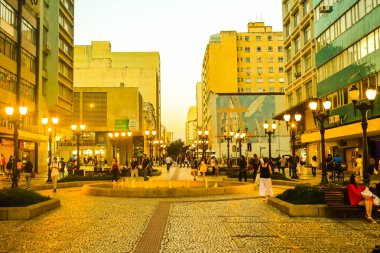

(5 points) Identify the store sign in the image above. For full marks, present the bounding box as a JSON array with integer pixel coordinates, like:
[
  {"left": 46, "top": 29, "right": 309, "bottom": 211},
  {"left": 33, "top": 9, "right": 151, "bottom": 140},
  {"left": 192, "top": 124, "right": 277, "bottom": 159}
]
[
  {"left": 129, "top": 119, "right": 139, "bottom": 131},
  {"left": 115, "top": 119, "right": 129, "bottom": 131},
  {"left": 96, "top": 132, "right": 106, "bottom": 146}
]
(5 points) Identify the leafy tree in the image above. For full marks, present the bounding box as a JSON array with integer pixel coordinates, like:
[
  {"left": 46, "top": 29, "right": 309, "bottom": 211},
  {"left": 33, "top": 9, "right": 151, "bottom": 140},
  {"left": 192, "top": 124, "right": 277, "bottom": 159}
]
[{"left": 167, "top": 139, "right": 185, "bottom": 158}]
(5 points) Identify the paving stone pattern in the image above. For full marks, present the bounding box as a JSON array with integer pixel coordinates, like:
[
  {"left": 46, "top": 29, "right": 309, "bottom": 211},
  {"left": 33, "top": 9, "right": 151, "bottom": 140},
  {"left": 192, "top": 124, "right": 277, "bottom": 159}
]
[{"left": 0, "top": 167, "right": 379, "bottom": 252}]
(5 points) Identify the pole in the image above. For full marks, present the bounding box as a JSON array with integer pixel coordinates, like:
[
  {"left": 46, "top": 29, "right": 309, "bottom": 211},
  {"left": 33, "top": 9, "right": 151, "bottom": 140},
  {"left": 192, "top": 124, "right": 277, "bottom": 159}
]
[
  {"left": 239, "top": 140, "right": 242, "bottom": 158},
  {"left": 291, "top": 129, "right": 298, "bottom": 179},
  {"left": 11, "top": 123, "right": 19, "bottom": 188},
  {"left": 320, "top": 127, "right": 328, "bottom": 184},
  {"left": 125, "top": 140, "right": 128, "bottom": 167},
  {"left": 76, "top": 133, "right": 80, "bottom": 170},
  {"left": 361, "top": 110, "right": 369, "bottom": 185},
  {"left": 268, "top": 133, "right": 272, "bottom": 160},
  {"left": 227, "top": 138, "right": 230, "bottom": 166},
  {"left": 46, "top": 132, "right": 52, "bottom": 182}
]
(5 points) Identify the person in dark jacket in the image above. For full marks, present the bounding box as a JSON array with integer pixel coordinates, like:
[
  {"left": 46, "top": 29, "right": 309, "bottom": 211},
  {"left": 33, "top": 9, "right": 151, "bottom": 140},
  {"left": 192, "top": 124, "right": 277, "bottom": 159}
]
[
  {"left": 238, "top": 155, "right": 247, "bottom": 182},
  {"left": 24, "top": 159, "right": 33, "bottom": 189}
]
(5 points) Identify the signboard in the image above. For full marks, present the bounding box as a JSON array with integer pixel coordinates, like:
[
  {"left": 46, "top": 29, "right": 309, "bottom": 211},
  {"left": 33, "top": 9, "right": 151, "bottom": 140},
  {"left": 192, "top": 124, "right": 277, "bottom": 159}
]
[
  {"left": 129, "top": 119, "right": 139, "bottom": 131},
  {"left": 115, "top": 119, "right": 129, "bottom": 131},
  {"left": 95, "top": 132, "right": 107, "bottom": 146}
]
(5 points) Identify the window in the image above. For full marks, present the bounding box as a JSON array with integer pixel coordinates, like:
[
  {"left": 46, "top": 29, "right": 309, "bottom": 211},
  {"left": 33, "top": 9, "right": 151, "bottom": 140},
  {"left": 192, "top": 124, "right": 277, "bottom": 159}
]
[
  {"left": 22, "top": 20, "right": 36, "bottom": 44},
  {"left": 257, "top": 77, "right": 263, "bottom": 83},
  {"left": 277, "top": 35, "right": 283, "bottom": 41},
  {"left": 269, "top": 77, "right": 274, "bottom": 83},
  {"left": 294, "top": 11, "right": 299, "bottom": 28},
  {"left": 0, "top": 0, "right": 16, "bottom": 28},
  {"left": 304, "top": 25, "right": 311, "bottom": 44},
  {"left": 245, "top": 47, "right": 250, "bottom": 53},
  {"left": 256, "top": 46, "right": 262, "bottom": 52},
  {"left": 269, "top": 67, "right": 274, "bottom": 73},
  {"left": 305, "top": 81, "right": 312, "bottom": 98},
  {"left": 286, "top": 46, "right": 292, "bottom": 61},
  {"left": 279, "top": 87, "right": 285, "bottom": 92},
  {"left": 303, "top": 0, "right": 310, "bottom": 17},
  {"left": 279, "top": 67, "right": 284, "bottom": 73},
  {"left": 269, "top": 87, "right": 275, "bottom": 92},
  {"left": 268, "top": 57, "right": 274, "bottom": 63},
  {"left": 246, "top": 88, "right": 251, "bottom": 93},
  {"left": 257, "top": 57, "right": 262, "bottom": 63},
  {"left": 257, "top": 67, "right": 263, "bottom": 73},
  {"left": 295, "top": 61, "right": 301, "bottom": 76},
  {"left": 287, "top": 70, "right": 292, "bottom": 83},
  {"left": 279, "top": 77, "right": 285, "bottom": 83},
  {"left": 278, "top": 57, "right": 284, "bottom": 62},
  {"left": 296, "top": 88, "right": 302, "bottom": 103},
  {"left": 245, "top": 57, "right": 251, "bottom": 63},
  {"left": 285, "top": 0, "right": 290, "bottom": 14},
  {"left": 287, "top": 93, "right": 293, "bottom": 107},
  {"left": 278, "top": 46, "right": 283, "bottom": 52},
  {"left": 257, "top": 88, "right": 264, "bottom": 92},
  {"left": 256, "top": 36, "right": 261, "bottom": 41},
  {"left": 246, "top": 78, "right": 252, "bottom": 83},
  {"left": 268, "top": 46, "right": 273, "bottom": 52},
  {"left": 294, "top": 36, "right": 301, "bottom": 52},
  {"left": 268, "top": 35, "right": 272, "bottom": 41},
  {"left": 304, "top": 52, "right": 312, "bottom": 71},
  {"left": 285, "top": 22, "right": 291, "bottom": 37},
  {"left": 245, "top": 36, "right": 250, "bottom": 42},
  {"left": 246, "top": 67, "right": 251, "bottom": 73}
]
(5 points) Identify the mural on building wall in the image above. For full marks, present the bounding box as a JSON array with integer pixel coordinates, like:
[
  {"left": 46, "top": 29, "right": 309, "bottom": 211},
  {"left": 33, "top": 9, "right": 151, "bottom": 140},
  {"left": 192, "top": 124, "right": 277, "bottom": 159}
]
[{"left": 216, "top": 95, "right": 276, "bottom": 143}]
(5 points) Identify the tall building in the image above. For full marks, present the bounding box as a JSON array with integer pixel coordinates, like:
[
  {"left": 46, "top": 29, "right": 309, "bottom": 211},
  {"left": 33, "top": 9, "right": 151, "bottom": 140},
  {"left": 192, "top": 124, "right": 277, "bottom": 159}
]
[
  {"left": 300, "top": 0, "right": 380, "bottom": 172},
  {"left": 0, "top": 0, "right": 75, "bottom": 174},
  {"left": 274, "top": 0, "right": 316, "bottom": 162},
  {"left": 73, "top": 41, "right": 161, "bottom": 161},
  {"left": 186, "top": 106, "right": 197, "bottom": 145},
  {"left": 200, "top": 22, "right": 288, "bottom": 159}
]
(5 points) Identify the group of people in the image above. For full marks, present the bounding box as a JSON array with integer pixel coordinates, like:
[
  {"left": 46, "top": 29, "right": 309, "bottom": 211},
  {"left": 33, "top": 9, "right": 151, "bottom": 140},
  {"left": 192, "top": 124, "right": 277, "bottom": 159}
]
[
  {"left": 188, "top": 156, "right": 220, "bottom": 181},
  {"left": 1, "top": 154, "right": 34, "bottom": 189}
]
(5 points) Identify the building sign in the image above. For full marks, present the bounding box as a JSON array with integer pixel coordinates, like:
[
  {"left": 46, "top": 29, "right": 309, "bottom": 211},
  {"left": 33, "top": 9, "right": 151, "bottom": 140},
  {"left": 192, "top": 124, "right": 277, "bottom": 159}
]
[
  {"left": 95, "top": 132, "right": 107, "bottom": 146},
  {"left": 129, "top": 119, "right": 139, "bottom": 131},
  {"left": 115, "top": 119, "right": 129, "bottom": 131}
]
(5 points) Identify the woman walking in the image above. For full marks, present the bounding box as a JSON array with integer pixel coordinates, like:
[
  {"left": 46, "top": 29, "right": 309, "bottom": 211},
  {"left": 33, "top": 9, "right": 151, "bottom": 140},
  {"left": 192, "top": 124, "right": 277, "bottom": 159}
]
[
  {"left": 199, "top": 158, "right": 208, "bottom": 179},
  {"left": 111, "top": 158, "right": 120, "bottom": 182},
  {"left": 258, "top": 157, "right": 273, "bottom": 201},
  {"left": 51, "top": 157, "right": 60, "bottom": 193},
  {"left": 311, "top": 155, "right": 318, "bottom": 177}
]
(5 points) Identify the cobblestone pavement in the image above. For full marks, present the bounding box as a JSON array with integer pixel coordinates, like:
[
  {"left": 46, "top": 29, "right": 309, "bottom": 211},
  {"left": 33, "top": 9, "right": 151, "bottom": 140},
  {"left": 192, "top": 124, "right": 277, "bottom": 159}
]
[{"left": 0, "top": 166, "right": 379, "bottom": 252}]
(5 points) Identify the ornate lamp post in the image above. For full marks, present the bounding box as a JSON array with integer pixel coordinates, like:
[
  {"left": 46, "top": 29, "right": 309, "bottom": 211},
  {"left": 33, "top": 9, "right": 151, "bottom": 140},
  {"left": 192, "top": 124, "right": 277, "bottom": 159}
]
[
  {"left": 223, "top": 129, "right": 235, "bottom": 167},
  {"left": 71, "top": 124, "right": 86, "bottom": 170},
  {"left": 284, "top": 112, "right": 302, "bottom": 179},
  {"left": 198, "top": 130, "right": 209, "bottom": 159},
  {"left": 5, "top": 105, "right": 27, "bottom": 188},
  {"left": 108, "top": 132, "right": 119, "bottom": 159},
  {"left": 309, "top": 98, "right": 331, "bottom": 185},
  {"left": 41, "top": 115, "right": 59, "bottom": 182},
  {"left": 235, "top": 128, "right": 247, "bottom": 158},
  {"left": 145, "top": 130, "right": 156, "bottom": 160},
  {"left": 263, "top": 121, "right": 277, "bottom": 159},
  {"left": 349, "top": 84, "right": 377, "bottom": 185}
]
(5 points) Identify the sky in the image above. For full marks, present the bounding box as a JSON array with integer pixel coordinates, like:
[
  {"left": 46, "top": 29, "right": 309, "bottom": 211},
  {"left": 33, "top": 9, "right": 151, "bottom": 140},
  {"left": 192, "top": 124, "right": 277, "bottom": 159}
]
[{"left": 74, "top": 0, "right": 283, "bottom": 140}]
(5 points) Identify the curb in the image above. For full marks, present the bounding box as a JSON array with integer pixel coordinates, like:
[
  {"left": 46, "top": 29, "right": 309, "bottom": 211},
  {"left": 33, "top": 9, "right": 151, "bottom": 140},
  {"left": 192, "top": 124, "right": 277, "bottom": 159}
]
[
  {"left": 0, "top": 199, "right": 60, "bottom": 220},
  {"left": 268, "top": 197, "right": 334, "bottom": 217}
]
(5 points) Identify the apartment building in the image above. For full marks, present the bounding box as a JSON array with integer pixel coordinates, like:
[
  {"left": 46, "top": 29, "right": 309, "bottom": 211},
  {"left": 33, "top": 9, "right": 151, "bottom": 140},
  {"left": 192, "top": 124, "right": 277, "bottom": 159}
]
[{"left": 186, "top": 106, "right": 197, "bottom": 145}]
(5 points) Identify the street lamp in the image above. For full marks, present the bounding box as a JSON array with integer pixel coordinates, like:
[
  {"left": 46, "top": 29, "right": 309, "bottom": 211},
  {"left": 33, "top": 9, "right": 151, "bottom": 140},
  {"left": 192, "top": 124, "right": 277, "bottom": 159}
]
[
  {"left": 349, "top": 84, "right": 377, "bottom": 185},
  {"left": 223, "top": 129, "right": 235, "bottom": 167},
  {"left": 309, "top": 98, "right": 331, "bottom": 185},
  {"left": 235, "top": 128, "right": 247, "bottom": 158},
  {"left": 198, "top": 130, "right": 209, "bottom": 159},
  {"left": 145, "top": 130, "right": 156, "bottom": 160},
  {"left": 71, "top": 124, "right": 86, "bottom": 171},
  {"left": 108, "top": 132, "right": 119, "bottom": 159},
  {"left": 41, "top": 115, "right": 59, "bottom": 182},
  {"left": 121, "top": 131, "right": 132, "bottom": 166},
  {"left": 5, "top": 105, "right": 27, "bottom": 188},
  {"left": 284, "top": 112, "right": 302, "bottom": 179},
  {"left": 263, "top": 121, "right": 277, "bottom": 159}
]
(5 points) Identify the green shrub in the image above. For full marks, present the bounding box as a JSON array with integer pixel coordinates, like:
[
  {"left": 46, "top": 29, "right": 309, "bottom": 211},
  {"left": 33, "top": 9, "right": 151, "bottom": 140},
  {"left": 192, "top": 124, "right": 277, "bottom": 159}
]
[
  {"left": 277, "top": 185, "right": 325, "bottom": 205},
  {"left": 0, "top": 188, "right": 50, "bottom": 207},
  {"left": 58, "top": 174, "right": 114, "bottom": 182}
]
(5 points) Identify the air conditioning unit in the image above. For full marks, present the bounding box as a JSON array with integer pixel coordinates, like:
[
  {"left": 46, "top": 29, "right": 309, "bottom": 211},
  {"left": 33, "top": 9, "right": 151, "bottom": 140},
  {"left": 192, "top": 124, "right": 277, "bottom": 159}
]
[
  {"left": 328, "top": 115, "right": 340, "bottom": 124},
  {"left": 43, "top": 43, "right": 51, "bottom": 53},
  {"left": 319, "top": 5, "right": 332, "bottom": 13},
  {"left": 294, "top": 72, "right": 301, "bottom": 78}
]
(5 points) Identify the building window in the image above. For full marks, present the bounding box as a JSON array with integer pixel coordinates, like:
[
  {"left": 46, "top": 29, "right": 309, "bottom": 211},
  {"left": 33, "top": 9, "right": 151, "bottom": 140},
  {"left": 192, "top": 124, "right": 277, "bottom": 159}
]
[
  {"left": 285, "top": 22, "right": 291, "bottom": 37},
  {"left": 288, "top": 93, "right": 293, "bottom": 107},
  {"left": 245, "top": 57, "right": 251, "bottom": 63},
  {"left": 279, "top": 77, "right": 285, "bottom": 83},
  {"left": 268, "top": 57, "right": 274, "bottom": 63},
  {"left": 268, "top": 35, "right": 272, "bottom": 41},
  {"left": 269, "top": 77, "right": 274, "bottom": 83},
  {"left": 294, "top": 36, "right": 301, "bottom": 52},
  {"left": 293, "top": 11, "right": 299, "bottom": 28},
  {"left": 305, "top": 81, "right": 312, "bottom": 98},
  {"left": 278, "top": 57, "right": 284, "bottom": 62},
  {"left": 22, "top": 20, "right": 36, "bottom": 44},
  {"left": 246, "top": 78, "right": 251, "bottom": 83},
  {"left": 304, "top": 52, "right": 312, "bottom": 71},
  {"left": 245, "top": 36, "right": 250, "bottom": 42},
  {"left": 286, "top": 46, "right": 292, "bottom": 62},
  {"left": 277, "top": 35, "right": 283, "bottom": 41},
  {"left": 295, "top": 61, "right": 301, "bottom": 77},
  {"left": 285, "top": 0, "right": 290, "bottom": 14},
  {"left": 256, "top": 36, "right": 261, "bottom": 41},
  {"left": 257, "top": 67, "right": 262, "bottom": 74},
  {"left": 279, "top": 87, "right": 285, "bottom": 92},
  {"left": 279, "top": 67, "right": 284, "bottom": 73},
  {"left": 269, "top": 67, "right": 274, "bottom": 73},
  {"left": 268, "top": 46, "right": 273, "bottom": 52},
  {"left": 278, "top": 46, "right": 283, "bottom": 52},
  {"left": 246, "top": 88, "right": 251, "bottom": 93},
  {"left": 257, "top": 88, "right": 264, "bottom": 92},
  {"left": 296, "top": 88, "right": 302, "bottom": 103},
  {"left": 0, "top": 0, "right": 16, "bottom": 28},
  {"left": 287, "top": 70, "right": 292, "bottom": 83},
  {"left": 257, "top": 77, "right": 263, "bottom": 83},
  {"left": 257, "top": 57, "right": 262, "bottom": 63},
  {"left": 303, "top": 0, "right": 310, "bottom": 17},
  {"left": 256, "top": 46, "right": 262, "bottom": 52},
  {"left": 245, "top": 47, "right": 250, "bottom": 53},
  {"left": 269, "top": 87, "right": 275, "bottom": 92},
  {"left": 246, "top": 67, "right": 251, "bottom": 73},
  {"left": 304, "top": 25, "right": 311, "bottom": 44}
]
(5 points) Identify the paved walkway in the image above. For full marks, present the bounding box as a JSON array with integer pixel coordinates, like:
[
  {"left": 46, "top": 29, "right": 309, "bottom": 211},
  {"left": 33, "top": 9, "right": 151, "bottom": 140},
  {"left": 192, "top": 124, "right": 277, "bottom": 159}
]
[{"left": 0, "top": 166, "right": 379, "bottom": 252}]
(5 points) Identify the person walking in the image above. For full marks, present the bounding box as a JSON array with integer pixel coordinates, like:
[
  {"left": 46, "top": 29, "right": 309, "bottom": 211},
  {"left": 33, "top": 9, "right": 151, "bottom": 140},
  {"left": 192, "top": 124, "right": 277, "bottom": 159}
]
[
  {"left": 24, "top": 158, "right": 33, "bottom": 189},
  {"left": 252, "top": 154, "right": 261, "bottom": 182},
  {"left": 16, "top": 159, "right": 22, "bottom": 182},
  {"left": 111, "top": 158, "right": 120, "bottom": 182},
  {"left": 311, "top": 155, "right": 318, "bottom": 177},
  {"left": 279, "top": 155, "right": 287, "bottom": 175},
  {"left": 210, "top": 156, "right": 217, "bottom": 176},
  {"left": 6, "top": 156, "right": 12, "bottom": 180},
  {"left": 258, "top": 157, "right": 273, "bottom": 201},
  {"left": 130, "top": 157, "right": 139, "bottom": 181},
  {"left": 0, "top": 154, "right": 5, "bottom": 174},
  {"left": 59, "top": 158, "right": 66, "bottom": 179},
  {"left": 141, "top": 154, "right": 150, "bottom": 181},
  {"left": 238, "top": 155, "right": 247, "bottom": 182},
  {"left": 51, "top": 157, "right": 60, "bottom": 193},
  {"left": 190, "top": 157, "right": 199, "bottom": 181},
  {"left": 355, "top": 154, "right": 363, "bottom": 179},
  {"left": 165, "top": 156, "right": 172, "bottom": 172},
  {"left": 199, "top": 158, "right": 208, "bottom": 180}
]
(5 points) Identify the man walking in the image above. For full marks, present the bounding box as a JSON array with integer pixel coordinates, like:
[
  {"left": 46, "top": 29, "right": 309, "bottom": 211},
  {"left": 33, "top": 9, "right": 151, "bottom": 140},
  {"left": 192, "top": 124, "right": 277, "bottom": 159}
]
[
  {"left": 238, "top": 155, "right": 248, "bottom": 182},
  {"left": 165, "top": 156, "right": 172, "bottom": 172},
  {"left": 141, "top": 154, "right": 150, "bottom": 181}
]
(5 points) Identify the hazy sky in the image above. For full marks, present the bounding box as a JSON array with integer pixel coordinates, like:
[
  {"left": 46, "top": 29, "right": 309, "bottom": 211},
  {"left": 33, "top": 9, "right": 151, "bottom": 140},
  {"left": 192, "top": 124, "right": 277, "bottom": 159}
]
[{"left": 74, "top": 0, "right": 283, "bottom": 140}]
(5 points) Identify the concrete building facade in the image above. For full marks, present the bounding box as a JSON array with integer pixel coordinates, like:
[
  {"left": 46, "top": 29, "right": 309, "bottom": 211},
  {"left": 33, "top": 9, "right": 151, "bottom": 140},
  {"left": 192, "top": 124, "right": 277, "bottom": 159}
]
[{"left": 186, "top": 106, "right": 197, "bottom": 145}]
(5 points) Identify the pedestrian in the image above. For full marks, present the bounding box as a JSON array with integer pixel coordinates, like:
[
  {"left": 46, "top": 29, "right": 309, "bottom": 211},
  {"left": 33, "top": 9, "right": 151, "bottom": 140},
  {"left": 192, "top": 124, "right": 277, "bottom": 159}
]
[
  {"left": 130, "top": 157, "right": 139, "bottom": 180},
  {"left": 141, "top": 154, "right": 150, "bottom": 181},
  {"left": 24, "top": 158, "right": 33, "bottom": 189},
  {"left": 67, "top": 157, "right": 74, "bottom": 175},
  {"left": 59, "top": 158, "right": 66, "bottom": 179},
  {"left": 190, "top": 157, "right": 199, "bottom": 181},
  {"left": 6, "top": 156, "right": 12, "bottom": 180},
  {"left": 258, "top": 157, "right": 273, "bottom": 201},
  {"left": 0, "top": 154, "right": 5, "bottom": 174},
  {"left": 165, "top": 156, "right": 172, "bottom": 172},
  {"left": 111, "top": 158, "right": 120, "bottom": 182},
  {"left": 311, "top": 155, "right": 318, "bottom": 177},
  {"left": 199, "top": 158, "right": 208, "bottom": 179},
  {"left": 252, "top": 154, "right": 260, "bottom": 182},
  {"left": 51, "top": 157, "right": 60, "bottom": 193},
  {"left": 16, "top": 159, "right": 22, "bottom": 182},
  {"left": 210, "top": 156, "right": 217, "bottom": 176},
  {"left": 238, "top": 155, "right": 247, "bottom": 182},
  {"left": 355, "top": 154, "right": 363, "bottom": 179},
  {"left": 279, "top": 155, "right": 287, "bottom": 175}
]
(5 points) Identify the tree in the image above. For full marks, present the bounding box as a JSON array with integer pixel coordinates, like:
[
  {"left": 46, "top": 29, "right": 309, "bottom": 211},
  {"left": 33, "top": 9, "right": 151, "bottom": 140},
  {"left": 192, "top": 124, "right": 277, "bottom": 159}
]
[{"left": 167, "top": 139, "right": 185, "bottom": 158}]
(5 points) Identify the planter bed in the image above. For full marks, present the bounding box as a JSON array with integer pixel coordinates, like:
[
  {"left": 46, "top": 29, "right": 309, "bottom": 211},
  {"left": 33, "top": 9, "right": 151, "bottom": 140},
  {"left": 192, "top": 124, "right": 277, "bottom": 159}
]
[
  {"left": 268, "top": 197, "right": 334, "bottom": 217},
  {"left": 0, "top": 199, "right": 60, "bottom": 220}
]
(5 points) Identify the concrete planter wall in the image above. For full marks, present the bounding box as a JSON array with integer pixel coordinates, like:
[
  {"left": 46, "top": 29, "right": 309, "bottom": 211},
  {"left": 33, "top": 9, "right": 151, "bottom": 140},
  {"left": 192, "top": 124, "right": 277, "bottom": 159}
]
[
  {"left": 0, "top": 199, "right": 60, "bottom": 220},
  {"left": 268, "top": 197, "right": 335, "bottom": 217}
]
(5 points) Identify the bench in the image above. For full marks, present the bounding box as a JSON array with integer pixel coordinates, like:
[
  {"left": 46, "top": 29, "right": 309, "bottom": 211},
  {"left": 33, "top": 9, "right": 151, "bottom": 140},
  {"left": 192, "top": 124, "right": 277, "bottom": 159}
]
[{"left": 324, "top": 187, "right": 378, "bottom": 218}]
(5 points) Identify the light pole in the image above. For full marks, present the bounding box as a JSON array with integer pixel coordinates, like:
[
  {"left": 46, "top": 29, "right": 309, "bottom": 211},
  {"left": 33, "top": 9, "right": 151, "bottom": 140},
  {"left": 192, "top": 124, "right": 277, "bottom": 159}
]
[
  {"left": 235, "top": 128, "right": 247, "bottom": 158},
  {"left": 198, "top": 130, "right": 209, "bottom": 159},
  {"left": 71, "top": 124, "right": 86, "bottom": 171},
  {"left": 284, "top": 112, "right": 302, "bottom": 179},
  {"left": 309, "top": 98, "right": 332, "bottom": 185},
  {"left": 263, "top": 121, "right": 276, "bottom": 159},
  {"left": 223, "top": 129, "right": 235, "bottom": 167},
  {"left": 108, "top": 132, "right": 119, "bottom": 159},
  {"left": 41, "top": 115, "right": 59, "bottom": 182},
  {"left": 349, "top": 84, "right": 377, "bottom": 186},
  {"left": 5, "top": 105, "right": 27, "bottom": 188},
  {"left": 145, "top": 130, "right": 156, "bottom": 160},
  {"left": 121, "top": 131, "right": 132, "bottom": 166}
]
